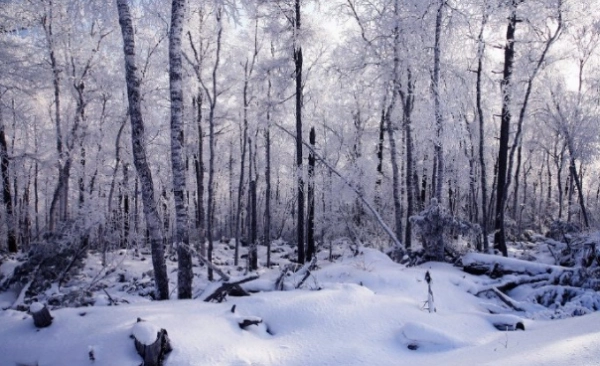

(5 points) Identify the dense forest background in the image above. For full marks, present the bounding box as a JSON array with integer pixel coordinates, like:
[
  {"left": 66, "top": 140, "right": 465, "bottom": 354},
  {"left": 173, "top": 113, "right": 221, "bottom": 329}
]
[{"left": 1, "top": 0, "right": 599, "bottom": 294}]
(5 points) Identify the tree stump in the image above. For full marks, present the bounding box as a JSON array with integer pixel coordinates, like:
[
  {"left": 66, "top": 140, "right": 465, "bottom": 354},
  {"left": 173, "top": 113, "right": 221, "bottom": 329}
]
[
  {"left": 132, "top": 319, "right": 172, "bottom": 366},
  {"left": 30, "top": 303, "right": 53, "bottom": 328}
]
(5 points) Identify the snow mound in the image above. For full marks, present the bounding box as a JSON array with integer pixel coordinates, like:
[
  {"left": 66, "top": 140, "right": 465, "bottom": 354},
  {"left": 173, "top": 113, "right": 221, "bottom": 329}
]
[
  {"left": 29, "top": 302, "right": 45, "bottom": 313},
  {"left": 132, "top": 320, "right": 161, "bottom": 345},
  {"left": 397, "top": 321, "right": 466, "bottom": 352}
]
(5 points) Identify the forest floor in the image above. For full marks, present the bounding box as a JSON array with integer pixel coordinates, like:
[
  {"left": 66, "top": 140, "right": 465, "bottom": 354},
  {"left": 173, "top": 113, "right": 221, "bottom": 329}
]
[{"left": 0, "top": 237, "right": 599, "bottom": 365}]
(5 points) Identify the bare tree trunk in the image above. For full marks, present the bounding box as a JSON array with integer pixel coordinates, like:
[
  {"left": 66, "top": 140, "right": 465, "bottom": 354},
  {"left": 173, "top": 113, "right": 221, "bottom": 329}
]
[
  {"left": 264, "top": 69, "right": 273, "bottom": 268},
  {"left": 193, "top": 94, "right": 205, "bottom": 256},
  {"left": 0, "top": 105, "right": 16, "bottom": 252},
  {"left": 169, "top": 0, "right": 192, "bottom": 299},
  {"left": 388, "top": 0, "right": 403, "bottom": 246},
  {"left": 116, "top": 0, "right": 169, "bottom": 300},
  {"left": 234, "top": 80, "right": 249, "bottom": 266},
  {"left": 476, "top": 7, "right": 490, "bottom": 252},
  {"left": 433, "top": 0, "right": 445, "bottom": 204},
  {"left": 494, "top": 1, "right": 518, "bottom": 257},
  {"left": 201, "top": 8, "right": 223, "bottom": 281},
  {"left": 42, "top": 3, "right": 65, "bottom": 231},
  {"left": 402, "top": 69, "right": 415, "bottom": 250},
  {"left": 249, "top": 179, "right": 257, "bottom": 270},
  {"left": 307, "top": 127, "right": 316, "bottom": 261},
  {"left": 294, "top": 0, "right": 305, "bottom": 264},
  {"left": 122, "top": 163, "right": 130, "bottom": 248},
  {"left": 374, "top": 103, "right": 385, "bottom": 209}
]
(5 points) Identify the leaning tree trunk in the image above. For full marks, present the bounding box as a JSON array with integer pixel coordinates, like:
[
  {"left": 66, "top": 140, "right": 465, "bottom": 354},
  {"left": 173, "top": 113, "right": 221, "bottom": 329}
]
[
  {"left": 494, "top": 1, "right": 518, "bottom": 257},
  {"left": 116, "top": 0, "right": 169, "bottom": 300},
  {"left": 169, "top": 0, "right": 193, "bottom": 299}
]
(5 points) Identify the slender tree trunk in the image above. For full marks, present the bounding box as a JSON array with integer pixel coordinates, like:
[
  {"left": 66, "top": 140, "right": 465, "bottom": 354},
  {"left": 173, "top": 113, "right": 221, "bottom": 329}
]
[
  {"left": 264, "top": 70, "right": 273, "bottom": 267},
  {"left": 122, "top": 163, "right": 130, "bottom": 248},
  {"left": 433, "top": 0, "right": 445, "bottom": 203},
  {"left": 249, "top": 179, "right": 257, "bottom": 270},
  {"left": 203, "top": 8, "right": 223, "bottom": 281},
  {"left": 494, "top": 2, "right": 518, "bottom": 257},
  {"left": 169, "top": 0, "right": 192, "bottom": 299},
  {"left": 43, "top": 4, "right": 65, "bottom": 231},
  {"left": 307, "top": 127, "right": 316, "bottom": 261},
  {"left": 374, "top": 103, "right": 385, "bottom": 209},
  {"left": 0, "top": 105, "right": 16, "bottom": 252},
  {"left": 389, "top": 0, "right": 403, "bottom": 246},
  {"left": 294, "top": 0, "right": 305, "bottom": 264},
  {"left": 234, "top": 68, "right": 249, "bottom": 266},
  {"left": 193, "top": 94, "right": 205, "bottom": 255},
  {"left": 116, "top": 0, "right": 169, "bottom": 300},
  {"left": 476, "top": 7, "right": 490, "bottom": 252},
  {"left": 402, "top": 69, "right": 415, "bottom": 250}
]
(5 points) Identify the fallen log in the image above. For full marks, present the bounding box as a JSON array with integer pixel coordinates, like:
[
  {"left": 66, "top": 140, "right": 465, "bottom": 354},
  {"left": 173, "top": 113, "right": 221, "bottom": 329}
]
[
  {"left": 463, "top": 253, "right": 568, "bottom": 278},
  {"left": 474, "top": 274, "right": 551, "bottom": 296},
  {"left": 132, "top": 318, "right": 172, "bottom": 366},
  {"left": 203, "top": 275, "right": 259, "bottom": 303}
]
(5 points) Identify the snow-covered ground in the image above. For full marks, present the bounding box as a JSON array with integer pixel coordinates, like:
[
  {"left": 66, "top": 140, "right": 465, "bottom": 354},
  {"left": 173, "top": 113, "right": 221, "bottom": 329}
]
[{"left": 0, "top": 243, "right": 599, "bottom": 365}]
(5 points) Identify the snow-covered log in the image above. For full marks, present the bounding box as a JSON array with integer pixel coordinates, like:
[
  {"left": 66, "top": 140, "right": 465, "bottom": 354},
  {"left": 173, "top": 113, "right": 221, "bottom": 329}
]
[
  {"left": 132, "top": 318, "right": 172, "bottom": 366},
  {"left": 462, "top": 253, "right": 567, "bottom": 278},
  {"left": 30, "top": 302, "right": 53, "bottom": 328}
]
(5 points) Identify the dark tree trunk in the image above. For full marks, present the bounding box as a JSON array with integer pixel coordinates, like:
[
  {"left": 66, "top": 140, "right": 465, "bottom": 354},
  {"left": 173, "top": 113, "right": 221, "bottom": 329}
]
[
  {"left": 494, "top": 2, "right": 518, "bottom": 257},
  {"left": 203, "top": 8, "right": 223, "bottom": 281},
  {"left": 249, "top": 179, "right": 258, "bottom": 270},
  {"left": 264, "top": 72, "right": 273, "bottom": 267},
  {"left": 0, "top": 106, "right": 16, "bottom": 252},
  {"left": 294, "top": 0, "right": 305, "bottom": 264},
  {"left": 307, "top": 127, "right": 316, "bottom": 261},
  {"left": 476, "top": 9, "right": 490, "bottom": 252},
  {"left": 374, "top": 104, "right": 385, "bottom": 209},
  {"left": 122, "top": 163, "right": 130, "bottom": 248},
  {"left": 194, "top": 93, "right": 205, "bottom": 256},
  {"left": 235, "top": 81, "right": 249, "bottom": 266},
  {"left": 402, "top": 69, "right": 415, "bottom": 250}
]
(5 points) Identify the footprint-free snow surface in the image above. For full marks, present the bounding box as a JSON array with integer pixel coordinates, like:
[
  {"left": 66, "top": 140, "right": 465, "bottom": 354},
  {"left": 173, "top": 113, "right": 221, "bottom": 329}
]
[{"left": 1, "top": 247, "right": 599, "bottom": 365}]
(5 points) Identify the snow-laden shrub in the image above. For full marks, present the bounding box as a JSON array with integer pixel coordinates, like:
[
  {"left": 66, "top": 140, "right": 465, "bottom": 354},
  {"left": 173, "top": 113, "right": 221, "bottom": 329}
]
[
  {"left": 546, "top": 220, "right": 581, "bottom": 242},
  {"left": 410, "top": 199, "right": 480, "bottom": 262},
  {"left": 3, "top": 221, "right": 91, "bottom": 309},
  {"left": 528, "top": 285, "right": 600, "bottom": 318}
]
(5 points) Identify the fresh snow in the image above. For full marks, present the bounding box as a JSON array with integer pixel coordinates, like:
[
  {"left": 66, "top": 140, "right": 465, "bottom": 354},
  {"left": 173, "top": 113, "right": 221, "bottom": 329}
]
[
  {"left": 0, "top": 246, "right": 599, "bottom": 365},
  {"left": 29, "top": 302, "right": 44, "bottom": 313}
]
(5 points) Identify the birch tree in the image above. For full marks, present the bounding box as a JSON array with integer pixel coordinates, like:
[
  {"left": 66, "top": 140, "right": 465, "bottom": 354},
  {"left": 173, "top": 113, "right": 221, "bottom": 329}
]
[
  {"left": 116, "top": 0, "right": 169, "bottom": 300},
  {"left": 169, "top": 0, "right": 193, "bottom": 299}
]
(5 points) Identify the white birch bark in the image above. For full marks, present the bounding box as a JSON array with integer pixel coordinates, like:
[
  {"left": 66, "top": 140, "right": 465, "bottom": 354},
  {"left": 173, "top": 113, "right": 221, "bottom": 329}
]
[{"left": 169, "top": 0, "right": 193, "bottom": 299}]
